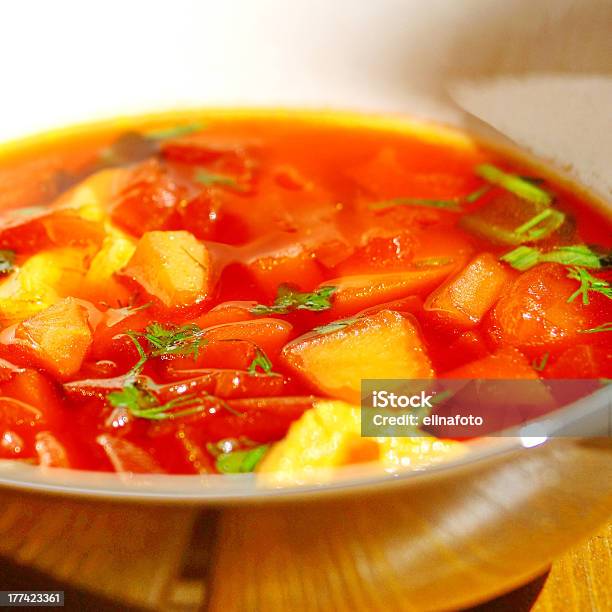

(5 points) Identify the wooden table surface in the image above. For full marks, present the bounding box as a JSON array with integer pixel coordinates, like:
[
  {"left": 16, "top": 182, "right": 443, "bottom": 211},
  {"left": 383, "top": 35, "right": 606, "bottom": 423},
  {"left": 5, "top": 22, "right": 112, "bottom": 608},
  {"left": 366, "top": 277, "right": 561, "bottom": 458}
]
[{"left": 0, "top": 487, "right": 609, "bottom": 611}]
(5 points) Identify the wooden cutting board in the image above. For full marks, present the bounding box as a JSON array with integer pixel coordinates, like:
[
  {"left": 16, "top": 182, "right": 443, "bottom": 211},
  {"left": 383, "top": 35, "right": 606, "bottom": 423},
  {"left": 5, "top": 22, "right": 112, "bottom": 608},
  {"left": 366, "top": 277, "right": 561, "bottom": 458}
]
[{"left": 0, "top": 487, "right": 609, "bottom": 611}]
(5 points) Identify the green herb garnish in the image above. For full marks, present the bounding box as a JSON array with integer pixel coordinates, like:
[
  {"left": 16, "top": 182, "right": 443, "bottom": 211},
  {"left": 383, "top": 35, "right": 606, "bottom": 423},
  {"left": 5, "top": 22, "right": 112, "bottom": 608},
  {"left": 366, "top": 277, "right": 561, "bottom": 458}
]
[
  {"left": 464, "top": 185, "right": 491, "bottom": 203},
  {"left": 501, "top": 245, "right": 603, "bottom": 272},
  {"left": 514, "top": 208, "right": 566, "bottom": 241},
  {"left": 247, "top": 349, "right": 278, "bottom": 376},
  {"left": 313, "top": 317, "right": 359, "bottom": 335},
  {"left": 125, "top": 322, "right": 206, "bottom": 372},
  {"left": 476, "top": 164, "right": 552, "bottom": 206},
  {"left": 194, "top": 169, "right": 239, "bottom": 188},
  {"left": 370, "top": 198, "right": 463, "bottom": 212},
  {"left": 107, "top": 383, "right": 204, "bottom": 421},
  {"left": 578, "top": 322, "right": 612, "bottom": 334},
  {"left": 0, "top": 250, "right": 16, "bottom": 275},
  {"left": 532, "top": 352, "right": 550, "bottom": 372},
  {"left": 250, "top": 284, "right": 337, "bottom": 315},
  {"left": 369, "top": 185, "right": 490, "bottom": 212},
  {"left": 215, "top": 444, "right": 269, "bottom": 474},
  {"left": 144, "top": 122, "right": 204, "bottom": 141},
  {"left": 567, "top": 267, "right": 612, "bottom": 305}
]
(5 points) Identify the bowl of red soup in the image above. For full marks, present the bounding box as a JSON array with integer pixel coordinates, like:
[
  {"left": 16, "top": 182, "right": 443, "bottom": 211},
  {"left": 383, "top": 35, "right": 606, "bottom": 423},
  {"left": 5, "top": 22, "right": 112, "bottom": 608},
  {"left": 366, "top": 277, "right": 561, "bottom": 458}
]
[
  {"left": 0, "top": 2, "right": 610, "bottom": 608},
  {"left": 0, "top": 108, "right": 609, "bottom": 486}
]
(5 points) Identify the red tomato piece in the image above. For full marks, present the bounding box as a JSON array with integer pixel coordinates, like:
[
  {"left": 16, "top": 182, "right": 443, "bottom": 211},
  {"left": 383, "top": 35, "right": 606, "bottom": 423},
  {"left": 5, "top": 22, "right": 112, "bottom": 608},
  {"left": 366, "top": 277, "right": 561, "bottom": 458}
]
[
  {"left": 0, "top": 369, "right": 64, "bottom": 457},
  {"left": 443, "top": 346, "right": 539, "bottom": 380},
  {"left": 334, "top": 231, "right": 415, "bottom": 275},
  {"left": 90, "top": 308, "right": 156, "bottom": 369},
  {"left": 0, "top": 209, "right": 105, "bottom": 253},
  {"left": 110, "top": 160, "right": 189, "bottom": 235},
  {"left": 325, "top": 261, "right": 461, "bottom": 318},
  {"left": 151, "top": 396, "right": 316, "bottom": 445},
  {"left": 436, "top": 330, "right": 491, "bottom": 373},
  {"left": 161, "top": 139, "right": 258, "bottom": 192},
  {"left": 544, "top": 345, "right": 612, "bottom": 379},
  {"left": 175, "top": 189, "right": 220, "bottom": 240},
  {"left": 160, "top": 339, "right": 259, "bottom": 375},
  {"left": 146, "top": 426, "right": 216, "bottom": 474},
  {"left": 249, "top": 251, "right": 324, "bottom": 300},
  {"left": 157, "top": 370, "right": 285, "bottom": 400},
  {"left": 0, "top": 369, "right": 64, "bottom": 426},
  {"left": 202, "top": 318, "right": 293, "bottom": 358},
  {"left": 195, "top": 301, "right": 257, "bottom": 328},
  {"left": 347, "top": 147, "right": 479, "bottom": 200},
  {"left": 489, "top": 263, "right": 607, "bottom": 353}
]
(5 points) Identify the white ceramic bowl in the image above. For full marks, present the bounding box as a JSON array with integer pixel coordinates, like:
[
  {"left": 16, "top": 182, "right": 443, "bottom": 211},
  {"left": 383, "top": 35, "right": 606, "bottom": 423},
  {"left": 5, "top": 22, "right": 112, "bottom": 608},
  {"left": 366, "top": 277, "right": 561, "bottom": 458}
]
[{"left": 0, "top": 3, "right": 610, "bottom": 606}]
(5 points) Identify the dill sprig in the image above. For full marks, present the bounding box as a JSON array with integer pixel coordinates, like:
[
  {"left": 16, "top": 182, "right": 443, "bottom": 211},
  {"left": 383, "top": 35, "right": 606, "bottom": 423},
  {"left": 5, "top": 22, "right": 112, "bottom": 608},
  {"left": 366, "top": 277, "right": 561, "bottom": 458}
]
[
  {"left": 566, "top": 267, "right": 612, "bottom": 305},
  {"left": 125, "top": 322, "right": 207, "bottom": 373},
  {"left": 107, "top": 383, "right": 205, "bottom": 421},
  {"left": 247, "top": 349, "right": 278, "bottom": 376},
  {"left": 369, "top": 185, "right": 490, "bottom": 212},
  {"left": 250, "top": 284, "right": 337, "bottom": 315},
  {"left": 578, "top": 322, "right": 612, "bottom": 334}
]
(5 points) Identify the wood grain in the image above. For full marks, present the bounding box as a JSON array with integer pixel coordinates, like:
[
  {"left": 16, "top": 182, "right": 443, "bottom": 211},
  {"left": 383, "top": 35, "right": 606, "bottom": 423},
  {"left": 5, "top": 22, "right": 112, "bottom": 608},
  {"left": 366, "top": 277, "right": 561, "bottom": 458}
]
[
  {"left": 531, "top": 523, "right": 611, "bottom": 612},
  {"left": 0, "top": 491, "right": 198, "bottom": 609}
]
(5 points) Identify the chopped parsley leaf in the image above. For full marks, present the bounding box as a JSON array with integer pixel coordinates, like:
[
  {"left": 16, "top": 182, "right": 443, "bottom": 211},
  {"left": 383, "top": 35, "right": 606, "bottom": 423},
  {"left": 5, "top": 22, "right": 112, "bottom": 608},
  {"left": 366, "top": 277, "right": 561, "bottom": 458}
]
[
  {"left": 476, "top": 163, "right": 552, "bottom": 206},
  {"left": 501, "top": 245, "right": 603, "bottom": 272},
  {"left": 215, "top": 444, "right": 269, "bottom": 474}
]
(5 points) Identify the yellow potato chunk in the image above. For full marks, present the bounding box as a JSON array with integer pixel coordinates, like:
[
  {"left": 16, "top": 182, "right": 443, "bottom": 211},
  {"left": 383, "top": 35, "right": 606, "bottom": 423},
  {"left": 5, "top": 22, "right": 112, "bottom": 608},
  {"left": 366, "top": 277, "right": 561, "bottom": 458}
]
[
  {"left": 15, "top": 297, "right": 93, "bottom": 378},
  {"left": 258, "top": 399, "right": 466, "bottom": 484},
  {"left": 377, "top": 436, "right": 466, "bottom": 471},
  {"left": 85, "top": 235, "right": 136, "bottom": 303},
  {"left": 56, "top": 167, "right": 133, "bottom": 239},
  {"left": 282, "top": 309, "right": 433, "bottom": 403},
  {"left": 258, "top": 400, "right": 379, "bottom": 483},
  {"left": 56, "top": 168, "right": 123, "bottom": 221},
  {"left": 0, "top": 247, "right": 90, "bottom": 326},
  {"left": 122, "top": 230, "right": 211, "bottom": 307}
]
